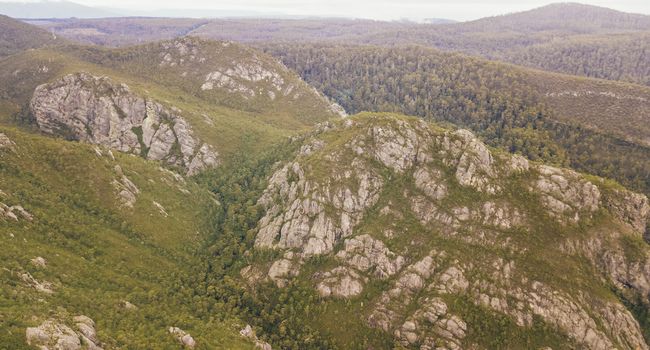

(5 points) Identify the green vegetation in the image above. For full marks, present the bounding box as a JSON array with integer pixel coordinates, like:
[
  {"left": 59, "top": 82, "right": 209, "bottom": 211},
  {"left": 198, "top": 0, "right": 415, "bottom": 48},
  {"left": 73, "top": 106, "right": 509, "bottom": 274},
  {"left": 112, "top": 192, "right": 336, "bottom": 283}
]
[
  {"left": 264, "top": 43, "right": 650, "bottom": 197},
  {"left": 29, "top": 3, "right": 650, "bottom": 86},
  {"left": 0, "top": 126, "right": 253, "bottom": 349},
  {"left": 0, "top": 38, "right": 337, "bottom": 164},
  {"left": 185, "top": 114, "right": 650, "bottom": 349}
]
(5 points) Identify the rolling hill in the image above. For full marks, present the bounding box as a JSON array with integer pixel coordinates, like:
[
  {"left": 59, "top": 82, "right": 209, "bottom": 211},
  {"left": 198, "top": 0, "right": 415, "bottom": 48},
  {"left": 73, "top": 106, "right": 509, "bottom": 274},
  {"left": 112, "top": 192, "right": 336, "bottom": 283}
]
[
  {"left": 29, "top": 3, "right": 650, "bottom": 86},
  {"left": 0, "top": 15, "right": 60, "bottom": 58}
]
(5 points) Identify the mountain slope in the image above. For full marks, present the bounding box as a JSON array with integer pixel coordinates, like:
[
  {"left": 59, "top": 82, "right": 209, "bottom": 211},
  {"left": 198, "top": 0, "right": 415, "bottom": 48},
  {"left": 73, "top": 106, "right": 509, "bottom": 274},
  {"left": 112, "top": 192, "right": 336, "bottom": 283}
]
[
  {"left": 0, "top": 15, "right": 60, "bottom": 58},
  {"left": 208, "top": 113, "right": 650, "bottom": 349},
  {"left": 0, "top": 37, "right": 343, "bottom": 167},
  {"left": 0, "top": 126, "right": 255, "bottom": 349}
]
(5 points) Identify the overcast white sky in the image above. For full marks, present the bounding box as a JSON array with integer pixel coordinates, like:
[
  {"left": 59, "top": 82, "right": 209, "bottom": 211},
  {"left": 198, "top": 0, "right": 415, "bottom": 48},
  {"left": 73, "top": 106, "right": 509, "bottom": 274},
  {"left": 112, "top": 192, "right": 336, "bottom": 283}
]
[{"left": 8, "top": 0, "right": 650, "bottom": 21}]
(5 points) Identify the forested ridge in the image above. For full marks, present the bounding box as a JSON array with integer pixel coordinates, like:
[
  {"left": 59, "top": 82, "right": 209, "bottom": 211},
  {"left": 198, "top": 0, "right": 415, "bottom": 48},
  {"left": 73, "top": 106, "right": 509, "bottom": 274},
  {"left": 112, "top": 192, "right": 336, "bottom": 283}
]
[
  {"left": 264, "top": 44, "right": 650, "bottom": 199},
  {"left": 504, "top": 33, "right": 650, "bottom": 86}
]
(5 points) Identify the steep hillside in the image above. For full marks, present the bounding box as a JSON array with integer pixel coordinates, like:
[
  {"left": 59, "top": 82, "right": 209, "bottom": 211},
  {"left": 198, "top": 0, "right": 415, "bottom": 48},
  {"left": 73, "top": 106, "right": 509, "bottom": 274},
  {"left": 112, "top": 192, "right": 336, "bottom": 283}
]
[
  {"left": 0, "top": 37, "right": 343, "bottom": 165},
  {"left": 201, "top": 113, "right": 650, "bottom": 349},
  {"left": 0, "top": 126, "right": 256, "bottom": 349},
  {"left": 265, "top": 43, "right": 650, "bottom": 199},
  {"left": 0, "top": 15, "right": 60, "bottom": 58}
]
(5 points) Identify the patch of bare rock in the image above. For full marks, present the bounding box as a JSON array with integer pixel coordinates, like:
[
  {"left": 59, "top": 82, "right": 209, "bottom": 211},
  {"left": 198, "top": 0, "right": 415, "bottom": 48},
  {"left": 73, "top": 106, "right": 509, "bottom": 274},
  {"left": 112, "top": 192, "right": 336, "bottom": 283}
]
[
  {"left": 26, "top": 315, "right": 103, "bottom": 350},
  {"left": 30, "top": 72, "right": 219, "bottom": 175}
]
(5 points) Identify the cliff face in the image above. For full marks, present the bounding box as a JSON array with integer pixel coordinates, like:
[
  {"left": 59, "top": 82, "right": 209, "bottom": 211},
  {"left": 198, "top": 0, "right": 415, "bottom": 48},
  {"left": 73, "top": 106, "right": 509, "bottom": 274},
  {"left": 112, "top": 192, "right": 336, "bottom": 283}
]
[
  {"left": 30, "top": 72, "right": 218, "bottom": 175},
  {"left": 246, "top": 113, "right": 650, "bottom": 349}
]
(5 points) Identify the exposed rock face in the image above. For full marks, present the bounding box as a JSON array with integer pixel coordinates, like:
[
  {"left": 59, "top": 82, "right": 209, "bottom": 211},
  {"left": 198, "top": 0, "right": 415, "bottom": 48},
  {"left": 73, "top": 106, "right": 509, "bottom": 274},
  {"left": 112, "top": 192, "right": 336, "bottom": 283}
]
[
  {"left": 168, "top": 327, "right": 196, "bottom": 349},
  {"left": 248, "top": 114, "right": 650, "bottom": 349},
  {"left": 336, "top": 234, "right": 405, "bottom": 279},
  {"left": 534, "top": 165, "right": 601, "bottom": 223},
  {"left": 30, "top": 73, "right": 219, "bottom": 175},
  {"left": 26, "top": 316, "right": 103, "bottom": 350},
  {"left": 436, "top": 129, "right": 501, "bottom": 194},
  {"left": 111, "top": 165, "right": 139, "bottom": 208},
  {"left": 157, "top": 37, "right": 346, "bottom": 117},
  {"left": 394, "top": 297, "right": 467, "bottom": 350},
  {"left": 255, "top": 159, "right": 383, "bottom": 258},
  {"left": 316, "top": 266, "right": 367, "bottom": 298},
  {"left": 603, "top": 188, "right": 649, "bottom": 236}
]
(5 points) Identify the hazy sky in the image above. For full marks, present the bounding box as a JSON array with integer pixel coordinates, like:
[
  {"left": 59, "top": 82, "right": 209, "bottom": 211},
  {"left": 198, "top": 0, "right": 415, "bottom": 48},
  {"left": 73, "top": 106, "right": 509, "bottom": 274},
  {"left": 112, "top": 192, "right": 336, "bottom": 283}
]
[{"left": 9, "top": 0, "right": 650, "bottom": 21}]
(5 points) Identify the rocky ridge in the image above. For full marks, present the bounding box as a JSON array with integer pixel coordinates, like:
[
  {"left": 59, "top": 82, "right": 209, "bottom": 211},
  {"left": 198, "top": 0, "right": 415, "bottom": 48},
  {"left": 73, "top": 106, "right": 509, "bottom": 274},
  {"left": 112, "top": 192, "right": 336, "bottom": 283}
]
[
  {"left": 29, "top": 72, "right": 219, "bottom": 175},
  {"left": 155, "top": 37, "right": 346, "bottom": 117},
  {"left": 246, "top": 113, "right": 650, "bottom": 349}
]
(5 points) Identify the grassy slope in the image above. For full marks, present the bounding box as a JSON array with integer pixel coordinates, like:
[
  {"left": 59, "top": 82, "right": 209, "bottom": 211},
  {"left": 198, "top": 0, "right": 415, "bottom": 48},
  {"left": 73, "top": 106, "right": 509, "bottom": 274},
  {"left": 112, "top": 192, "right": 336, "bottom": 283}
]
[
  {"left": 0, "top": 126, "right": 254, "bottom": 349},
  {"left": 0, "top": 39, "right": 338, "bottom": 164}
]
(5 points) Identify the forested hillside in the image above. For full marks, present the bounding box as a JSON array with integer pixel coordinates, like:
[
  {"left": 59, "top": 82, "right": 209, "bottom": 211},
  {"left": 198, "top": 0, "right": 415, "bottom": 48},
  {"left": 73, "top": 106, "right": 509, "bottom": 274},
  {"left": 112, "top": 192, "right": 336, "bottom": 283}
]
[
  {"left": 32, "top": 4, "right": 650, "bottom": 86},
  {"left": 503, "top": 33, "right": 650, "bottom": 86},
  {"left": 264, "top": 44, "right": 650, "bottom": 199}
]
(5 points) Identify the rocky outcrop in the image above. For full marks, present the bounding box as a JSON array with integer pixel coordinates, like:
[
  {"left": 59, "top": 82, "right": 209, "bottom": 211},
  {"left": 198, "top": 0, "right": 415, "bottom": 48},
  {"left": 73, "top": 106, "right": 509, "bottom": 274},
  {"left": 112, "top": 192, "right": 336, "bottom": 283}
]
[
  {"left": 157, "top": 37, "right": 346, "bottom": 117},
  {"left": 316, "top": 266, "right": 367, "bottom": 298},
  {"left": 247, "top": 114, "right": 650, "bottom": 349},
  {"left": 336, "top": 234, "right": 405, "bottom": 279},
  {"left": 0, "top": 202, "right": 33, "bottom": 221},
  {"left": 26, "top": 316, "right": 103, "bottom": 350},
  {"left": 111, "top": 165, "right": 139, "bottom": 208},
  {"left": 394, "top": 297, "right": 467, "bottom": 350},
  {"left": 534, "top": 165, "right": 601, "bottom": 223},
  {"left": 603, "top": 188, "right": 649, "bottom": 236},
  {"left": 30, "top": 72, "right": 219, "bottom": 175},
  {"left": 255, "top": 157, "right": 383, "bottom": 263},
  {"left": 438, "top": 129, "right": 500, "bottom": 194},
  {"left": 168, "top": 327, "right": 196, "bottom": 349},
  {"left": 20, "top": 271, "right": 53, "bottom": 294},
  {"left": 562, "top": 236, "right": 650, "bottom": 305}
]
